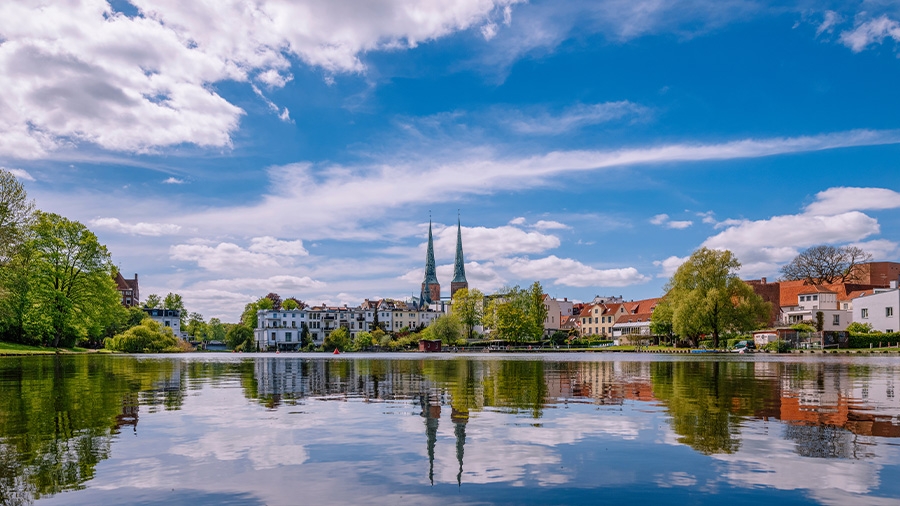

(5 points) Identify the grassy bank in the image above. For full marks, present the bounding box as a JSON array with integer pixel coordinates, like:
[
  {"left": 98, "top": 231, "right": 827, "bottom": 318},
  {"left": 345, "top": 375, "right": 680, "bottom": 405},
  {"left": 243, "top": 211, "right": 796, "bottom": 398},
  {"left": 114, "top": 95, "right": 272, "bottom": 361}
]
[{"left": 0, "top": 342, "right": 108, "bottom": 356}]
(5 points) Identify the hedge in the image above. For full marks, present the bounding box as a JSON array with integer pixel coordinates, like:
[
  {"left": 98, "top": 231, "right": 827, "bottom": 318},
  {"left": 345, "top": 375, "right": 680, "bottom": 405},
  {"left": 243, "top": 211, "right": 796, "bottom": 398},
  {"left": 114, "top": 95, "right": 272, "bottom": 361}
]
[{"left": 848, "top": 332, "right": 900, "bottom": 349}]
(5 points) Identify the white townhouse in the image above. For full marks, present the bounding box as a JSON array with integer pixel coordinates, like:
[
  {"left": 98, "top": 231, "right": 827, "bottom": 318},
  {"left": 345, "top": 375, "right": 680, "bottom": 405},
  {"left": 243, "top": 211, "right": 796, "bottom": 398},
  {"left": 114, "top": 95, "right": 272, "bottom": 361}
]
[
  {"left": 852, "top": 281, "right": 900, "bottom": 333},
  {"left": 781, "top": 287, "right": 852, "bottom": 331},
  {"left": 255, "top": 309, "right": 315, "bottom": 351},
  {"left": 143, "top": 308, "right": 187, "bottom": 339}
]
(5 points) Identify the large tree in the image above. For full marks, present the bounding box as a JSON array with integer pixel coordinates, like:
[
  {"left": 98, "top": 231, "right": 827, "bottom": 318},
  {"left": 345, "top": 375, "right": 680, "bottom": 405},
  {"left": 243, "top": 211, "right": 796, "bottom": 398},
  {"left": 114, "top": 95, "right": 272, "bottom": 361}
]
[
  {"left": 28, "top": 212, "right": 122, "bottom": 347},
  {"left": 163, "top": 292, "right": 186, "bottom": 325},
  {"left": 451, "top": 287, "right": 484, "bottom": 341},
  {"left": 483, "top": 282, "right": 547, "bottom": 342},
  {"left": 655, "top": 248, "right": 769, "bottom": 348},
  {"left": 424, "top": 314, "right": 462, "bottom": 345},
  {"left": 0, "top": 168, "right": 35, "bottom": 264},
  {"left": 779, "top": 244, "right": 872, "bottom": 284},
  {"left": 143, "top": 294, "right": 161, "bottom": 309}
]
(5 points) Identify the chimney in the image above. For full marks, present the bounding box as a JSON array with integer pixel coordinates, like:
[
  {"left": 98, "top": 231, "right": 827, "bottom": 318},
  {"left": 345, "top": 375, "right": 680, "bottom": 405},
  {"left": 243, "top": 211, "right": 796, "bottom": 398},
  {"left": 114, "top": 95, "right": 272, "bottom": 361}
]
[
  {"left": 761, "top": 277, "right": 766, "bottom": 284},
  {"left": 892, "top": 280, "right": 898, "bottom": 290}
]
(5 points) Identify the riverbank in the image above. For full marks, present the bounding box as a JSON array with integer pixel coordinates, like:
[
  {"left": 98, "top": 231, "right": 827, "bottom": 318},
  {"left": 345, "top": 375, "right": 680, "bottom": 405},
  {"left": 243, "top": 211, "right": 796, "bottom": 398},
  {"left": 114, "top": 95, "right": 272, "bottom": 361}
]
[{"left": 0, "top": 342, "right": 109, "bottom": 356}]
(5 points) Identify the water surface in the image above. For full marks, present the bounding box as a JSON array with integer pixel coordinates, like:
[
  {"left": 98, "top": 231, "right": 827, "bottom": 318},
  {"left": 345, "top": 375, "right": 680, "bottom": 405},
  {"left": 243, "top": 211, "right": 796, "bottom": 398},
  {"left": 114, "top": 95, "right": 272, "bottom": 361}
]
[{"left": 1, "top": 353, "right": 899, "bottom": 505}]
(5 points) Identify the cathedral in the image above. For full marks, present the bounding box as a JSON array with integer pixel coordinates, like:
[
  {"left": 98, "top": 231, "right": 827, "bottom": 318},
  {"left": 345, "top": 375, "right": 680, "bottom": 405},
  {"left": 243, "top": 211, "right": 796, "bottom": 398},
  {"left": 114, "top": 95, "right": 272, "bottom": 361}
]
[{"left": 418, "top": 216, "right": 468, "bottom": 308}]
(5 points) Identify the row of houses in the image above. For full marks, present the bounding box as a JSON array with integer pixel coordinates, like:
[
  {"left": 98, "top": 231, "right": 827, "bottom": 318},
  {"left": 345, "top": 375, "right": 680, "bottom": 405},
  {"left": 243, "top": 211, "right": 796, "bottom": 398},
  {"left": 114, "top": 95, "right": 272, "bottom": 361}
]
[{"left": 254, "top": 299, "right": 445, "bottom": 351}]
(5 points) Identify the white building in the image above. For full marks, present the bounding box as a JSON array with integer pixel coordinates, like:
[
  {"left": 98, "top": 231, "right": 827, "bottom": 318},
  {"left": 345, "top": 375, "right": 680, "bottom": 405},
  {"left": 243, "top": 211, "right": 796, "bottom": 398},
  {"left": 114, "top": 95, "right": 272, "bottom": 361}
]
[
  {"left": 143, "top": 308, "right": 187, "bottom": 339},
  {"left": 255, "top": 309, "right": 314, "bottom": 351},
  {"left": 781, "top": 287, "right": 852, "bottom": 331},
  {"left": 852, "top": 282, "right": 900, "bottom": 333}
]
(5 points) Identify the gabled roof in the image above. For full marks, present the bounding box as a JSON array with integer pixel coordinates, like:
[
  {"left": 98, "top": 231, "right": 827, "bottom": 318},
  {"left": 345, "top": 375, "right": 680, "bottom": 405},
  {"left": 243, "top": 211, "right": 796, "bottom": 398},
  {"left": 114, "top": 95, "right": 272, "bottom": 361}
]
[{"left": 778, "top": 280, "right": 885, "bottom": 307}]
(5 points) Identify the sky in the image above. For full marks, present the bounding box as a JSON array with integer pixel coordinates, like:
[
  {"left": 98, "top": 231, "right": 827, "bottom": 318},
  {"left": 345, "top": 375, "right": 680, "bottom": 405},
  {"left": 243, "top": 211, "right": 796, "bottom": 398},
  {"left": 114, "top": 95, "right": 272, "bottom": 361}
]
[{"left": 2, "top": 0, "right": 900, "bottom": 321}]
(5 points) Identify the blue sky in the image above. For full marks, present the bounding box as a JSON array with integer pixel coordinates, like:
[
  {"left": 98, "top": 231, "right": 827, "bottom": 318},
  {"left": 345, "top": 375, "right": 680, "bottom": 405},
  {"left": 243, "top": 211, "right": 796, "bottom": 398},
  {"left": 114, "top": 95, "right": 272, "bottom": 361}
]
[{"left": 3, "top": 0, "right": 900, "bottom": 320}]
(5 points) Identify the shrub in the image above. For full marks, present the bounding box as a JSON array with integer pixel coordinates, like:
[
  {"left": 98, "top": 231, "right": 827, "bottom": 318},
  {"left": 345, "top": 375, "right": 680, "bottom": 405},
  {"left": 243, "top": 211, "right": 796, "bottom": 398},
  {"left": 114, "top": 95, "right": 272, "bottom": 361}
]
[
  {"left": 764, "top": 339, "right": 791, "bottom": 353},
  {"left": 105, "top": 318, "right": 178, "bottom": 353},
  {"left": 849, "top": 332, "right": 900, "bottom": 349}
]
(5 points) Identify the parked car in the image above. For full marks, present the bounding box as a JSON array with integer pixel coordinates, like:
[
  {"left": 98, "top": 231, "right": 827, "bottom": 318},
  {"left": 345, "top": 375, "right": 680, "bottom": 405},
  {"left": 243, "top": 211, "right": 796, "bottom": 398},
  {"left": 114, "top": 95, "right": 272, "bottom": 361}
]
[{"left": 731, "top": 340, "right": 755, "bottom": 353}]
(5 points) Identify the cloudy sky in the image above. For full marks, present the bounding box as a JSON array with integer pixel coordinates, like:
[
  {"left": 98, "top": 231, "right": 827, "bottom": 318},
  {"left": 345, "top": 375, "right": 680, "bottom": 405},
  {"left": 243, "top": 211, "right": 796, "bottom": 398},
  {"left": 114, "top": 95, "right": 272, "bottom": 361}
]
[{"left": 3, "top": 0, "right": 900, "bottom": 320}]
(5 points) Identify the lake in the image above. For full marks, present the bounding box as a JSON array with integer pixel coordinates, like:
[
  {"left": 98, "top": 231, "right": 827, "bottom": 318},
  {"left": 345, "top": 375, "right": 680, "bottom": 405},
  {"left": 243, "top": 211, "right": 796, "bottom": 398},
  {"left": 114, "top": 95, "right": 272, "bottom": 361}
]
[{"left": 1, "top": 353, "right": 899, "bottom": 505}]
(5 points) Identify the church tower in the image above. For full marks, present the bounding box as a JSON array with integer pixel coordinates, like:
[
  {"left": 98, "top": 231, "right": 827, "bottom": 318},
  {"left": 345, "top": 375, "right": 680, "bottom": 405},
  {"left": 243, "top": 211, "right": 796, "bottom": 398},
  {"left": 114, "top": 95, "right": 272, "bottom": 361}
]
[
  {"left": 421, "top": 219, "right": 441, "bottom": 304},
  {"left": 450, "top": 216, "right": 468, "bottom": 297}
]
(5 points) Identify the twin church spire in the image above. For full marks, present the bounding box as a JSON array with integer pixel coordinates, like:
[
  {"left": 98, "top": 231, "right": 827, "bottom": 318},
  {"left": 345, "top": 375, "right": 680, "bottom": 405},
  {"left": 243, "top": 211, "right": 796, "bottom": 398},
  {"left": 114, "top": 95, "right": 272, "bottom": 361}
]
[{"left": 420, "top": 215, "right": 468, "bottom": 305}]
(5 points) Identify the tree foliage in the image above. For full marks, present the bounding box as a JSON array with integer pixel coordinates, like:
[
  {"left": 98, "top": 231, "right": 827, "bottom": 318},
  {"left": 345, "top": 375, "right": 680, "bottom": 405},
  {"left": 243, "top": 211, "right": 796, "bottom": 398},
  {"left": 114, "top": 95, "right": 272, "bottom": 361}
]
[
  {"left": 225, "top": 323, "right": 254, "bottom": 350},
  {"left": 105, "top": 318, "right": 178, "bottom": 353},
  {"left": 653, "top": 248, "right": 769, "bottom": 348},
  {"left": 483, "top": 282, "right": 547, "bottom": 342},
  {"left": 451, "top": 287, "right": 483, "bottom": 341},
  {"left": 324, "top": 327, "right": 350, "bottom": 351},
  {"left": 846, "top": 321, "right": 873, "bottom": 334},
  {"left": 265, "top": 292, "right": 282, "bottom": 310},
  {"left": 143, "top": 294, "right": 161, "bottom": 309},
  {"left": 423, "top": 314, "right": 462, "bottom": 345},
  {"left": 283, "top": 297, "right": 306, "bottom": 310},
  {"left": 780, "top": 245, "right": 872, "bottom": 284},
  {"left": 0, "top": 168, "right": 35, "bottom": 264}
]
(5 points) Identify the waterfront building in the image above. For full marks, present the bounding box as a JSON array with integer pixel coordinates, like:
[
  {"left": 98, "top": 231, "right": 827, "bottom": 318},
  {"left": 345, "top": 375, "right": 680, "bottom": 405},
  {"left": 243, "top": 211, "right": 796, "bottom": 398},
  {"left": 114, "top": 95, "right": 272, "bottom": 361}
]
[
  {"left": 851, "top": 281, "right": 900, "bottom": 333},
  {"left": 143, "top": 308, "right": 185, "bottom": 338},
  {"left": 114, "top": 272, "right": 139, "bottom": 307},
  {"left": 781, "top": 287, "right": 852, "bottom": 331},
  {"left": 254, "top": 308, "right": 312, "bottom": 351},
  {"left": 611, "top": 298, "right": 660, "bottom": 340}
]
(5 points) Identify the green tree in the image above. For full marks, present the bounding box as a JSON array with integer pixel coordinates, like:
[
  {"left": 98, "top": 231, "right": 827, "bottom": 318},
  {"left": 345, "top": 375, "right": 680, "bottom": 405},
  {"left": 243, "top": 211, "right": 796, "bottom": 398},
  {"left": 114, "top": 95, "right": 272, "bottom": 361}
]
[
  {"left": 815, "top": 311, "right": 825, "bottom": 332},
  {"left": 300, "top": 322, "right": 311, "bottom": 348},
  {"left": 426, "top": 314, "right": 462, "bottom": 345},
  {"left": 28, "top": 212, "right": 122, "bottom": 348},
  {"left": 354, "top": 330, "right": 374, "bottom": 350},
  {"left": 282, "top": 298, "right": 299, "bottom": 310},
  {"left": 207, "top": 317, "right": 226, "bottom": 342},
  {"left": 241, "top": 300, "right": 260, "bottom": 329},
  {"left": 0, "top": 168, "right": 35, "bottom": 263},
  {"left": 163, "top": 292, "right": 186, "bottom": 325},
  {"left": 257, "top": 296, "right": 274, "bottom": 310},
  {"left": 324, "top": 327, "right": 351, "bottom": 351},
  {"left": 451, "top": 287, "right": 484, "bottom": 341},
  {"left": 105, "top": 318, "right": 178, "bottom": 353},
  {"left": 144, "top": 294, "right": 161, "bottom": 309},
  {"left": 225, "top": 323, "right": 254, "bottom": 350},
  {"left": 185, "top": 312, "right": 207, "bottom": 340},
  {"left": 483, "top": 282, "right": 547, "bottom": 343},
  {"left": 658, "top": 248, "right": 769, "bottom": 348},
  {"left": 847, "top": 322, "right": 873, "bottom": 334}
]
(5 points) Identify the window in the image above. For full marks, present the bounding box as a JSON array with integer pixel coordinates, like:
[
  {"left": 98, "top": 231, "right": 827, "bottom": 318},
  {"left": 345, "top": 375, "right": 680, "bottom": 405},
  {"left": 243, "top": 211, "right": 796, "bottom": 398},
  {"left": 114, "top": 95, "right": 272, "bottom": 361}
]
[
  {"left": 285, "top": 332, "right": 292, "bottom": 342},
  {"left": 833, "top": 314, "right": 840, "bottom": 326},
  {"left": 861, "top": 308, "right": 869, "bottom": 319},
  {"left": 887, "top": 307, "right": 894, "bottom": 318},
  {"left": 164, "top": 320, "right": 171, "bottom": 327},
  {"left": 812, "top": 295, "right": 818, "bottom": 301},
  {"left": 271, "top": 332, "right": 276, "bottom": 341}
]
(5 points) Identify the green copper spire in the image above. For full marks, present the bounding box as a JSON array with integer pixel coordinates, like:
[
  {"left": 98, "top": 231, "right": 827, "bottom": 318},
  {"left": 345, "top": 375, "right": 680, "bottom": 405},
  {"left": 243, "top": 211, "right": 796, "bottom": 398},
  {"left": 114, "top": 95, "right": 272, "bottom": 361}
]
[
  {"left": 424, "top": 219, "right": 439, "bottom": 285},
  {"left": 452, "top": 217, "right": 467, "bottom": 284}
]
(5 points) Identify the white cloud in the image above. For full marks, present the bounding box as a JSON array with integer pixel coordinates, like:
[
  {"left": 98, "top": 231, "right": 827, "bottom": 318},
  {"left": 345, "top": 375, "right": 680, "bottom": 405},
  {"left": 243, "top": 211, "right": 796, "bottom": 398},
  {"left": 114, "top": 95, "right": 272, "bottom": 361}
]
[
  {"left": 701, "top": 211, "right": 881, "bottom": 276},
  {"left": 532, "top": 220, "right": 570, "bottom": 230},
  {"left": 432, "top": 224, "right": 560, "bottom": 261},
  {"left": 90, "top": 217, "right": 182, "bottom": 236},
  {"left": 179, "top": 130, "right": 900, "bottom": 241},
  {"left": 501, "top": 255, "right": 650, "bottom": 287},
  {"left": 2, "top": 167, "right": 35, "bottom": 181},
  {"left": 650, "top": 213, "right": 692, "bottom": 229},
  {"left": 667, "top": 220, "right": 693, "bottom": 229},
  {"left": 653, "top": 255, "right": 689, "bottom": 278},
  {"left": 847, "top": 239, "right": 899, "bottom": 260},
  {"left": 508, "top": 216, "right": 527, "bottom": 225},
  {"left": 804, "top": 187, "right": 900, "bottom": 216},
  {"left": 202, "top": 275, "right": 325, "bottom": 292},
  {"left": 816, "top": 10, "right": 842, "bottom": 37},
  {"left": 840, "top": 15, "right": 900, "bottom": 52},
  {"left": 650, "top": 214, "right": 669, "bottom": 225},
  {"left": 0, "top": 0, "right": 522, "bottom": 158},
  {"left": 170, "top": 242, "right": 281, "bottom": 272},
  {"left": 248, "top": 236, "right": 309, "bottom": 257},
  {"left": 503, "top": 101, "right": 649, "bottom": 135},
  {"left": 162, "top": 177, "right": 185, "bottom": 184}
]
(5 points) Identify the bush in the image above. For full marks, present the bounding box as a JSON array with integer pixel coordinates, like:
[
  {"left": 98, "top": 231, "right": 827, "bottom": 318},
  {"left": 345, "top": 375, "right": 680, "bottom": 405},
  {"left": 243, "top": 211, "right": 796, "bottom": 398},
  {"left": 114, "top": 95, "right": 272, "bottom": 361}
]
[
  {"left": 846, "top": 322, "right": 874, "bottom": 334},
  {"left": 849, "top": 332, "right": 900, "bottom": 349},
  {"left": 764, "top": 339, "right": 791, "bottom": 353},
  {"left": 105, "top": 318, "right": 179, "bottom": 353},
  {"left": 698, "top": 340, "right": 713, "bottom": 349}
]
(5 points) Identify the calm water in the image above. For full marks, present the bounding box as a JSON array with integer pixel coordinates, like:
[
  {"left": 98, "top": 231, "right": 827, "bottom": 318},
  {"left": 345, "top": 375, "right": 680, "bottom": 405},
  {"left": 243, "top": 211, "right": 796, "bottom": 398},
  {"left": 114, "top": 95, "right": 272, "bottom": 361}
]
[{"left": 1, "top": 354, "right": 900, "bottom": 505}]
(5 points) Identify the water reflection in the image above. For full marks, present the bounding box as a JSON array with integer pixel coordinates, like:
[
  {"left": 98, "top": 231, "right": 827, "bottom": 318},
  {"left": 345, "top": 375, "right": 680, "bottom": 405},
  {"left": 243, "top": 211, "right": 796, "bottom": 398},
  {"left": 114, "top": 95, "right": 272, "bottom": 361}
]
[{"left": 0, "top": 354, "right": 899, "bottom": 505}]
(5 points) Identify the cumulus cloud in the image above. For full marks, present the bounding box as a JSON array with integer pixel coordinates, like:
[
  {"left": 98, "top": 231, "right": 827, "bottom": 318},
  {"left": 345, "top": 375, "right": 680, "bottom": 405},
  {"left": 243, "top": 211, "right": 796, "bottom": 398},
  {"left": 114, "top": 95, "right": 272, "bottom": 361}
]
[
  {"left": 432, "top": 224, "right": 560, "bottom": 261},
  {"left": 248, "top": 236, "right": 309, "bottom": 257},
  {"left": 90, "top": 217, "right": 182, "bottom": 236},
  {"left": 202, "top": 275, "right": 325, "bottom": 292},
  {"left": 840, "top": 15, "right": 900, "bottom": 52},
  {"left": 804, "top": 187, "right": 900, "bottom": 216},
  {"left": 532, "top": 220, "right": 570, "bottom": 230},
  {"left": 653, "top": 255, "right": 689, "bottom": 278},
  {"left": 162, "top": 177, "right": 185, "bottom": 184},
  {"left": 0, "top": 0, "right": 521, "bottom": 158},
  {"left": 501, "top": 255, "right": 650, "bottom": 287},
  {"left": 650, "top": 213, "right": 692, "bottom": 229},
  {"left": 170, "top": 242, "right": 282, "bottom": 271}
]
